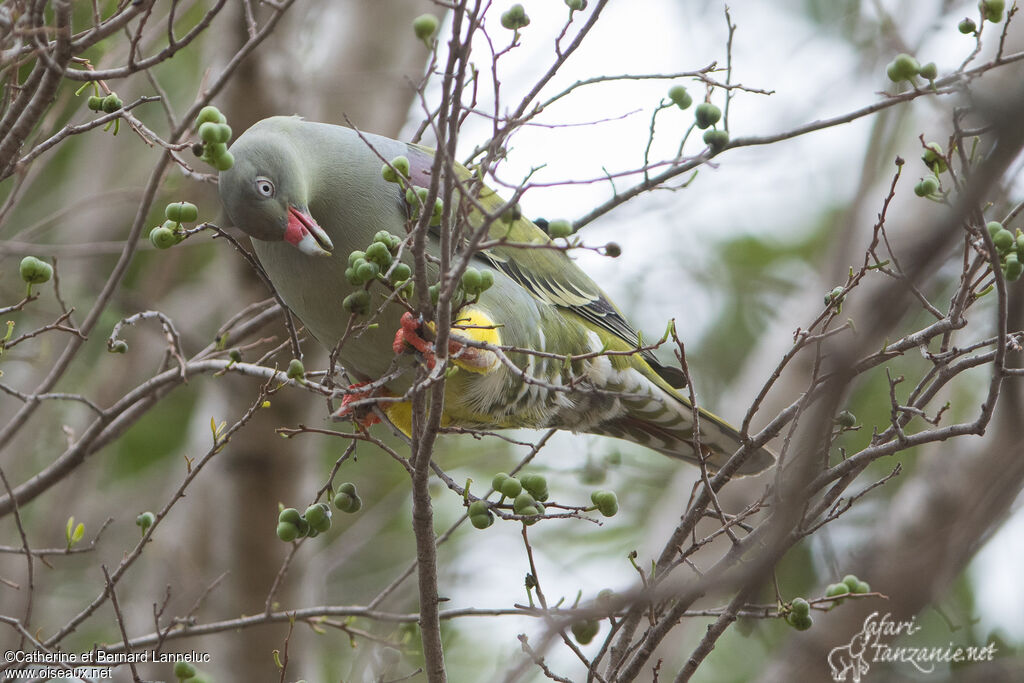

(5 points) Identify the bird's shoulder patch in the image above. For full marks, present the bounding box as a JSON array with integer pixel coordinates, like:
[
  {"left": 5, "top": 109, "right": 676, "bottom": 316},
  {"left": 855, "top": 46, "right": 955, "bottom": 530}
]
[
  {"left": 452, "top": 307, "right": 502, "bottom": 346},
  {"left": 449, "top": 306, "right": 502, "bottom": 374}
]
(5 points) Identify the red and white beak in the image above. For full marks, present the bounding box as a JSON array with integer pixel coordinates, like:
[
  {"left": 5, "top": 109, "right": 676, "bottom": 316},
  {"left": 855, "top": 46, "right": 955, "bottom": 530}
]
[{"left": 284, "top": 206, "right": 333, "bottom": 257}]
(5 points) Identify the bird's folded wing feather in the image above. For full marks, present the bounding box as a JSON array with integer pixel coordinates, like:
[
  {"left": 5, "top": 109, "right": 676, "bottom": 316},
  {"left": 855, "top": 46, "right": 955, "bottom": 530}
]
[{"left": 402, "top": 141, "right": 687, "bottom": 388}]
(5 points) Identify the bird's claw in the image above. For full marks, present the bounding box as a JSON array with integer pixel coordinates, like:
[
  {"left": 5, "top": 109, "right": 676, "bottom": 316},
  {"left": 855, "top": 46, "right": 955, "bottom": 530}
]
[
  {"left": 333, "top": 381, "right": 382, "bottom": 427},
  {"left": 393, "top": 312, "right": 438, "bottom": 368},
  {"left": 393, "top": 311, "right": 494, "bottom": 372}
]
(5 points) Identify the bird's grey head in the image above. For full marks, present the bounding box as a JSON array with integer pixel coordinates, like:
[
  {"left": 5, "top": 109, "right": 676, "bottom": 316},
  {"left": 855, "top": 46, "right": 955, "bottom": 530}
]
[{"left": 218, "top": 121, "right": 333, "bottom": 257}]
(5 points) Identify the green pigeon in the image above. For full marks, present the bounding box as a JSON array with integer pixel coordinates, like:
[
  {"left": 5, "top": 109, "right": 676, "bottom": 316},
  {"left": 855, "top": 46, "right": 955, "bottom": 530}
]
[{"left": 218, "top": 116, "right": 774, "bottom": 475}]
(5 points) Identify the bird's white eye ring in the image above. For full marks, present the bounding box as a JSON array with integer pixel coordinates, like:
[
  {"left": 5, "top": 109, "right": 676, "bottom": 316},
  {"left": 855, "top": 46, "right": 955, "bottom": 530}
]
[{"left": 255, "top": 177, "right": 275, "bottom": 197}]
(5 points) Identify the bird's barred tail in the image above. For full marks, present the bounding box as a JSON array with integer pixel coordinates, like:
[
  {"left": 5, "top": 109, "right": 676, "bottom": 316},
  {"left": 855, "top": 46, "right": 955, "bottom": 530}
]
[{"left": 590, "top": 369, "right": 775, "bottom": 476}]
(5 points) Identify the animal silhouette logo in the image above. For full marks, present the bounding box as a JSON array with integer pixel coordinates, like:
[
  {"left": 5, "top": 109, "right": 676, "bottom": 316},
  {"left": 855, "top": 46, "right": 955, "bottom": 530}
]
[
  {"left": 824, "top": 610, "right": 998, "bottom": 678},
  {"left": 828, "top": 629, "right": 870, "bottom": 682}
]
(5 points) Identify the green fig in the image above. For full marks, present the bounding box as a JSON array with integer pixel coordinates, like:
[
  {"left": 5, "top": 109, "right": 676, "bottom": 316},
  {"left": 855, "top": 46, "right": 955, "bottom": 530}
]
[
  {"left": 993, "top": 229, "right": 1014, "bottom": 251},
  {"left": 343, "top": 290, "right": 371, "bottom": 315},
  {"left": 547, "top": 219, "right": 573, "bottom": 238},
  {"left": 19, "top": 256, "right": 53, "bottom": 284},
  {"left": 279, "top": 507, "right": 302, "bottom": 525},
  {"left": 500, "top": 477, "right": 523, "bottom": 498},
  {"left": 136, "top": 511, "right": 155, "bottom": 532},
  {"left": 173, "top": 660, "right": 197, "bottom": 680},
  {"left": 914, "top": 177, "right": 939, "bottom": 197},
  {"left": 825, "top": 583, "right": 848, "bottom": 598},
  {"left": 788, "top": 613, "right": 813, "bottom": 631},
  {"left": 694, "top": 102, "right": 722, "bottom": 129},
  {"left": 390, "top": 263, "right": 412, "bottom": 283},
  {"left": 980, "top": 0, "right": 1005, "bottom": 23},
  {"left": 101, "top": 94, "right": 123, "bottom": 113},
  {"left": 520, "top": 474, "right": 548, "bottom": 499},
  {"left": 886, "top": 54, "right": 920, "bottom": 82},
  {"left": 668, "top": 85, "right": 693, "bottom": 110},
  {"left": 470, "top": 512, "right": 494, "bottom": 529},
  {"left": 165, "top": 202, "right": 199, "bottom": 223},
  {"left": 590, "top": 490, "right": 619, "bottom": 517},
  {"left": 703, "top": 129, "right": 729, "bottom": 151},
  {"left": 149, "top": 227, "right": 177, "bottom": 249},
  {"left": 196, "top": 105, "right": 225, "bottom": 126},
  {"left": 212, "top": 151, "right": 234, "bottom": 171},
  {"left": 413, "top": 14, "right": 439, "bottom": 42},
  {"left": 462, "top": 267, "right": 483, "bottom": 294},
  {"left": 286, "top": 358, "right": 305, "bottom": 380},
  {"left": 500, "top": 4, "right": 530, "bottom": 30},
  {"left": 571, "top": 620, "right": 600, "bottom": 645},
  {"left": 513, "top": 492, "right": 536, "bottom": 514}
]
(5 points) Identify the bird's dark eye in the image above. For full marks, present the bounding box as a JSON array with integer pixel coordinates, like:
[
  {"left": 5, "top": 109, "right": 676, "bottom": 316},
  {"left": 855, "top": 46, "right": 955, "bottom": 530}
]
[{"left": 255, "top": 177, "right": 275, "bottom": 198}]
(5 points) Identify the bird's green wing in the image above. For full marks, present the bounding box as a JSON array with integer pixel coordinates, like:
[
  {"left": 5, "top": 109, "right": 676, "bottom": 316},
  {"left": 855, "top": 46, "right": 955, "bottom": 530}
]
[{"left": 402, "top": 142, "right": 687, "bottom": 389}]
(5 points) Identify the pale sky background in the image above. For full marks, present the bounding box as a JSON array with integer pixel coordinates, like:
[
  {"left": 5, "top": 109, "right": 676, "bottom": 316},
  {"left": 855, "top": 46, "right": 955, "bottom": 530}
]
[{"left": 403, "top": 0, "right": 1024, "bottom": 677}]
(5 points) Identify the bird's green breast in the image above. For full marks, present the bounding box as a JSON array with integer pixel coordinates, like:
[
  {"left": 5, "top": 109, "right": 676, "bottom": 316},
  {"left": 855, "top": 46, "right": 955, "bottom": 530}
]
[{"left": 250, "top": 126, "right": 417, "bottom": 380}]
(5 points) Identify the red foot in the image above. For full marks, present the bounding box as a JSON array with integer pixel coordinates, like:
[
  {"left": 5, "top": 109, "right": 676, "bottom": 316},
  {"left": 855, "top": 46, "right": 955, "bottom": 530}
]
[
  {"left": 333, "top": 381, "right": 381, "bottom": 427},
  {"left": 393, "top": 312, "right": 438, "bottom": 368},
  {"left": 392, "top": 311, "right": 494, "bottom": 371}
]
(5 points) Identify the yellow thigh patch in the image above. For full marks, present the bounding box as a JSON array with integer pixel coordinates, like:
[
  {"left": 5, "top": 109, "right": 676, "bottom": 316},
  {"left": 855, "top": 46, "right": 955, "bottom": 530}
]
[
  {"left": 383, "top": 400, "right": 455, "bottom": 435},
  {"left": 453, "top": 307, "right": 502, "bottom": 344},
  {"left": 383, "top": 401, "right": 413, "bottom": 436},
  {"left": 450, "top": 307, "right": 501, "bottom": 374},
  {"left": 383, "top": 307, "right": 502, "bottom": 432}
]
